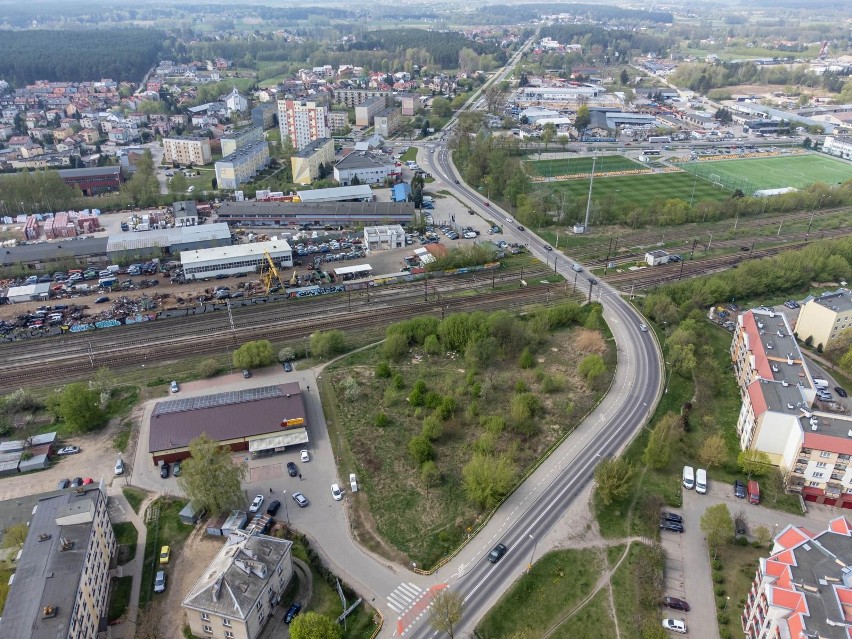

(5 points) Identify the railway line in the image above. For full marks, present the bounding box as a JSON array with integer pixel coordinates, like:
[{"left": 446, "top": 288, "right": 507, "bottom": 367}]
[{"left": 0, "top": 281, "right": 576, "bottom": 393}]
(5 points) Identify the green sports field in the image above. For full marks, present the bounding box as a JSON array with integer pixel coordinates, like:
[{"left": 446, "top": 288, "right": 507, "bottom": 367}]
[
  {"left": 548, "top": 171, "right": 730, "bottom": 208},
  {"left": 678, "top": 153, "right": 852, "bottom": 194},
  {"left": 525, "top": 154, "right": 644, "bottom": 177}
]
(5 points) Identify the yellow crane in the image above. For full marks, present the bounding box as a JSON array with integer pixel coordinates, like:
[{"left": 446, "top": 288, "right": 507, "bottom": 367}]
[{"left": 260, "top": 250, "right": 286, "bottom": 295}]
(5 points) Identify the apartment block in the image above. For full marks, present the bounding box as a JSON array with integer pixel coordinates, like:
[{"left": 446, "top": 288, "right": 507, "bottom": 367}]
[
  {"left": 220, "top": 126, "right": 264, "bottom": 157},
  {"left": 182, "top": 532, "right": 293, "bottom": 639},
  {"left": 0, "top": 485, "right": 116, "bottom": 639},
  {"left": 277, "top": 99, "right": 331, "bottom": 151},
  {"left": 742, "top": 517, "right": 852, "bottom": 639},
  {"left": 291, "top": 137, "right": 334, "bottom": 185},
  {"left": 328, "top": 110, "right": 350, "bottom": 132},
  {"left": 397, "top": 93, "right": 422, "bottom": 116},
  {"left": 215, "top": 140, "right": 270, "bottom": 190},
  {"left": 354, "top": 97, "right": 385, "bottom": 127},
  {"left": 795, "top": 289, "right": 852, "bottom": 351},
  {"left": 731, "top": 308, "right": 852, "bottom": 506},
  {"left": 163, "top": 136, "right": 213, "bottom": 166},
  {"left": 334, "top": 88, "right": 390, "bottom": 109},
  {"left": 373, "top": 107, "right": 401, "bottom": 137}
]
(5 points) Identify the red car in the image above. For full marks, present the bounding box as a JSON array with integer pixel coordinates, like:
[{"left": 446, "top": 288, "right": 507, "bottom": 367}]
[
  {"left": 82, "top": 478, "right": 94, "bottom": 485},
  {"left": 664, "top": 596, "right": 690, "bottom": 612}
]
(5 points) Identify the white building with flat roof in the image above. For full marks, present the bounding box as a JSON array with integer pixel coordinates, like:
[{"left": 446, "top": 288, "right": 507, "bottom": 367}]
[
  {"left": 181, "top": 239, "right": 293, "bottom": 280},
  {"left": 364, "top": 224, "right": 405, "bottom": 251},
  {"left": 297, "top": 184, "right": 373, "bottom": 203}
]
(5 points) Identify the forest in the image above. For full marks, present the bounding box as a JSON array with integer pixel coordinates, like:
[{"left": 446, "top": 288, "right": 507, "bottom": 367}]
[
  {"left": 0, "top": 29, "right": 165, "bottom": 84},
  {"left": 478, "top": 3, "right": 672, "bottom": 25},
  {"left": 346, "top": 29, "right": 507, "bottom": 70},
  {"left": 538, "top": 25, "right": 669, "bottom": 59},
  {"left": 670, "top": 62, "right": 852, "bottom": 97}
]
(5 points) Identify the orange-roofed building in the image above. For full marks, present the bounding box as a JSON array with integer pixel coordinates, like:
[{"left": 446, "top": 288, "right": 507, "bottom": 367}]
[{"left": 743, "top": 516, "right": 852, "bottom": 639}]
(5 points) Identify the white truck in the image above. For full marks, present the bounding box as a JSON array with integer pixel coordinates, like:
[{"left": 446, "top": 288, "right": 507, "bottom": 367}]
[{"left": 813, "top": 378, "right": 830, "bottom": 390}]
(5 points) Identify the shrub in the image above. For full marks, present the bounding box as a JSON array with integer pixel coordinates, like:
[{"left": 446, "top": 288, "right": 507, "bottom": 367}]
[
  {"left": 409, "top": 380, "right": 427, "bottom": 406},
  {"left": 717, "top": 613, "right": 729, "bottom": 625},
  {"left": 714, "top": 585, "right": 726, "bottom": 596},
  {"left": 197, "top": 359, "right": 220, "bottom": 379},
  {"left": 436, "top": 396, "right": 456, "bottom": 421},
  {"left": 510, "top": 393, "right": 541, "bottom": 423},
  {"left": 277, "top": 347, "right": 295, "bottom": 362},
  {"left": 375, "top": 412, "right": 390, "bottom": 427},
  {"left": 422, "top": 416, "right": 442, "bottom": 440},
  {"left": 518, "top": 347, "right": 535, "bottom": 369},
  {"left": 470, "top": 382, "right": 481, "bottom": 398},
  {"left": 421, "top": 460, "right": 441, "bottom": 487},
  {"left": 736, "top": 535, "right": 749, "bottom": 546},
  {"left": 541, "top": 374, "right": 564, "bottom": 393},
  {"left": 408, "top": 435, "right": 434, "bottom": 464},
  {"left": 376, "top": 361, "right": 392, "bottom": 379},
  {"left": 392, "top": 373, "right": 405, "bottom": 389},
  {"left": 425, "top": 391, "right": 443, "bottom": 409},
  {"left": 711, "top": 559, "right": 723, "bottom": 571},
  {"left": 719, "top": 629, "right": 733, "bottom": 639},
  {"left": 383, "top": 333, "right": 409, "bottom": 361},
  {"left": 423, "top": 334, "right": 441, "bottom": 355},
  {"left": 713, "top": 571, "right": 725, "bottom": 584},
  {"left": 578, "top": 354, "right": 606, "bottom": 383},
  {"left": 514, "top": 380, "right": 529, "bottom": 393}
]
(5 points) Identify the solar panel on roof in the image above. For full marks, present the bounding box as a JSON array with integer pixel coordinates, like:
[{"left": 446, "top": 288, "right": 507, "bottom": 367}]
[{"left": 154, "top": 385, "right": 284, "bottom": 415}]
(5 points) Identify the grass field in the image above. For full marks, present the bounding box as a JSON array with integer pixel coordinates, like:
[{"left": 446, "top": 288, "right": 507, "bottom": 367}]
[
  {"left": 526, "top": 154, "right": 643, "bottom": 177},
  {"left": 679, "top": 153, "right": 852, "bottom": 193},
  {"left": 549, "top": 171, "right": 730, "bottom": 208}
]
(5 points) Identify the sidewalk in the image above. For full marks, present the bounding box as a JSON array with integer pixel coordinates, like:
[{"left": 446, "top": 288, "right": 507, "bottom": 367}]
[{"left": 106, "top": 486, "right": 151, "bottom": 639}]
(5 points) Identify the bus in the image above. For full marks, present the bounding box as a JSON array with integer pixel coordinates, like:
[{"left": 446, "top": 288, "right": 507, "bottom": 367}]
[
  {"left": 642, "top": 149, "right": 661, "bottom": 156},
  {"left": 648, "top": 136, "right": 672, "bottom": 143}
]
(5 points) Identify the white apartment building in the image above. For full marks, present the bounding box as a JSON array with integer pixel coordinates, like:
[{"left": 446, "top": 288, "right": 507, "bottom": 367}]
[
  {"left": 220, "top": 126, "right": 264, "bottom": 157},
  {"left": 823, "top": 136, "right": 852, "bottom": 160},
  {"left": 0, "top": 485, "right": 116, "bottom": 639},
  {"left": 163, "top": 136, "right": 213, "bottom": 166},
  {"left": 277, "top": 99, "right": 331, "bottom": 151},
  {"left": 732, "top": 308, "right": 852, "bottom": 506},
  {"left": 795, "top": 289, "right": 852, "bottom": 351}
]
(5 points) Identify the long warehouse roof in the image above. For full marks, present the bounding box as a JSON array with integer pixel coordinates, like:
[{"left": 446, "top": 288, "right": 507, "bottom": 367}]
[{"left": 181, "top": 238, "right": 291, "bottom": 266}]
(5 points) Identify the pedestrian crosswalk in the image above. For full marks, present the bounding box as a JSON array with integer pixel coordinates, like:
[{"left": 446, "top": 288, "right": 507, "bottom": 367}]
[{"left": 386, "top": 582, "right": 424, "bottom": 614}]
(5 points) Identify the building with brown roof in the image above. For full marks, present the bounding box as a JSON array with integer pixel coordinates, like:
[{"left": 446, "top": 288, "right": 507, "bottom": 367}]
[{"left": 148, "top": 383, "right": 309, "bottom": 465}]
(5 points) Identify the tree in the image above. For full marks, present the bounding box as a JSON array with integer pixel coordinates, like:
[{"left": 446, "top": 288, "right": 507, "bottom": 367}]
[
  {"left": 698, "top": 434, "right": 728, "bottom": 468},
  {"left": 754, "top": 524, "right": 772, "bottom": 547},
  {"left": 713, "top": 107, "right": 733, "bottom": 124},
  {"left": 574, "top": 105, "right": 591, "bottom": 133},
  {"left": 122, "top": 149, "right": 160, "bottom": 207},
  {"left": 700, "top": 503, "right": 733, "bottom": 552},
  {"left": 738, "top": 449, "right": 772, "bottom": 477},
  {"left": 643, "top": 417, "right": 674, "bottom": 470},
  {"left": 232, "top": 340, "right": 275, "bottom": 369},
  {"left": 408, "top": 435, "right": 434, "bottom": 464},
  {"left": 593, "top": 457, "right": 634, "bottom": 506},
  {"left": 431, "top": 96, "right": 452, "bottom": 118},
  {"left": 802, "top": 136, "right": 812, "bottom": 149},
  {"left": 383, "top": 333, "right": 410, "bottom": 361},
  {"left": 462, "top": 451, "right": 516, "bottom": 507},
  {"left": 168, "top": 172, "right": 188, "bottom": 197},
  {"left": 429, "top": 589, "right": 463, "bottom": 639},
  {"left": 578, "top": 354, "right": 606, "bottom": 383},
  {"left": 177, "top": 434, "right": 247, "bottom": 515},
  {"left": 289, "top": 612, "right": 342, "bottom": 639},
  {"left": 54, "top": 382, "right": 107, "bottom": 433},
  {"left": 1, "top": 523, "right": 28, "bottom": 549},
  {"left": 620, "top": 69, "right": 630, "bottom": 85},
  {"left": 278, "top": 347, "right": 296, "bottom": 362},
  {"left": 421, "top": 460, "right": 441, "bottom": 487},
  {"left": 309, "top": 330, "right": 345, "bottom": 359}
]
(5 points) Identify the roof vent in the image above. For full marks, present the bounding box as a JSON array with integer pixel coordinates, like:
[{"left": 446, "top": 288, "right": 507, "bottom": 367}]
[
  {"left": 767, "top": 343, "right": 773, "bottom": 350},
  {"left": 757, "top": 321, "right": 765, "bottom": 329},
  {"left": 772, "top": 364, "right": 780, "bottom": 372},
  {"left": 782, "top": 380, "right": 789, "bottom": 387},
  {"left": 847, "top": 430, "right": 852, "bottom": 438},
  {"left": 41, "top": 605, "right": 57, "bottom": 618},
  {"left": 788, "top": 403, "right": 795, "bottom": 409},
  {"left": 812, "top": 423, "right": 818, "bottom": 431},
  {"left": 777, "top": 330, "right": 784, "bottom": 338},
  {"left": 788, "top": 355, "right": 794, "bottom": 365},
  {"left": 59, "top": 538, "right": 74, "bottom": 551},
  {"left": 38, "top": 533, "right": 51, "bottom": 542}
]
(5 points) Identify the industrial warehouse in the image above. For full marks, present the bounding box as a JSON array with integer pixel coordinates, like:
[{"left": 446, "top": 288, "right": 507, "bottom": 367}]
[
  {"left": 215, "top": 200, "right": 414, "bottom": 227},
  {"left": 180, "top": 237, "right": 293, "bottom": 280},
  {"left": 148, "top": 383, "right": 308, "bottom": 465}
]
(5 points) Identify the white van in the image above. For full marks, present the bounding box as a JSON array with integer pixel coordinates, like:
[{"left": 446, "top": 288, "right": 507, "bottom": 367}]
[
  {"left": 695, "top": 468, "right": 707, "bottom": 494},
  {"left": 682, "top": 465, "right": 695, "bottom": 490},
  {"left": 813, "top": 378, "right": 829, "bottom": 390}
]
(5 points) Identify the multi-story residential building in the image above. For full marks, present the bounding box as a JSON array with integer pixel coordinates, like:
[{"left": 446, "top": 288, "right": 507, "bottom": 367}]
[
  {"left": 333, "top": 88, "right": 390, "bottom": 109},
  {"left": 795, "top": 289, "right": 852, "bottom": 351},
  {"left": 251, "top": 104, "right": 277, "bottom": 129},
  {"left": 732, "top": 308, "right": 852, "bottom": 506},
  {"left": 0, "top": 484, "right": 116, "bottom": 639},
  {"left": 220, "top": 126, "right": 264, "bottom": 157},
  {"left": 328, "top": 110, "right": 349, "bottom": 133},
  {"left": 182, "top": 531, "right": 294, "bottom": 639},
  {"left": 397, "top": 93, "right": 422, "bottom": 116},
  {"left": 823, "top": 136, "right": 852, "bottom": 160},
  {"left": 163, "top": 135, "right": 213, "bottom": 166},
  {"left": 215, "top": 139, "right": 270, "bottom": 190},
  {"left": 291, "top": 137, "right": 334, "bottom": 185},
  {"left": 277, "top": 99, "right": 331, "bottom": 151},
  {"left": 742, "top": 516, "right": 852, "bottom": 639},
  {"left": 354, "top": 96, "right": 385, "bottom": 127},
  {"left": 333, "top": 152, "right": 394, "bottom": 186},
  {"left": 373, "top": 107, "right": 401, "bottom": 137}
]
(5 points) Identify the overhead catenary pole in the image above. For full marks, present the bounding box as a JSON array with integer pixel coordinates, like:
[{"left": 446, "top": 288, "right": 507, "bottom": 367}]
[{"left": 583, "top": 154, "right": 596, "bottom": 231}]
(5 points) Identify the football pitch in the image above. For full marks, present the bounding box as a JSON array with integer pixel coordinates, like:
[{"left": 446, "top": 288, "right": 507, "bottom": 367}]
[
  {"left": 525, "top": 154, "right": 644, "bottom": 177},
  {"left": 548, "top": 171, "right": 731, "bottom": 208},
  {"left": 678, "top": 153, "right": 852, "bottom": 193}
]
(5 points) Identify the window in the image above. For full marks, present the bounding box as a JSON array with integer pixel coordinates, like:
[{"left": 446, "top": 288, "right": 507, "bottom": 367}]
[
  {"left": 222, "top": 618, "right": 231, "bottom": 627},
  {"left": 225, "top": 633, "right": 234, "bottom": 639},
  {"left": 809, "top": 481, "right": 822, "bottom": 487},
  {"left": 816, "top": 462, "right": 828, "bottom": 468},
  {"left": 820, "top": 451, "right": 832, "bottom": 458},
  {"left": 813, "top": 472, "right": 825, "bottom": 479},
  {"left": 201, "top": 613, "right": 210, "bottom": 621},
  {"left": 203, "top": 626, "right": 213, "bottom": 634},
  {"left": 255, "top": 601, "right": 262, "bottom": 611}
]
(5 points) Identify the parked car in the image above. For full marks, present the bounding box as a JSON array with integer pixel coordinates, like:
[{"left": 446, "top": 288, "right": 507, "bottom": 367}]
[
  {"left": 662, "top": 618, "right": 687, "bottom": 634},
  {"left": 836, "top": 386, "right": 849, "bottom": 398},
  {"left": 331, "top": 484, "right": 343, "bottom": 501},
  {"left": 488, "top": 543, "right": 508, "bottom": 563},
  {"left": 287, "top": 462, "right": 298, "bottom": 477},
  {"left": 283, "top": 362, "right": 293, "bottom": 372},
  {"left": 242, "top": 369, "right": 251, "bottom": 379},
  {"left": 300, "top": 450, "right": 310, "bottom": 463},
  {"left": 172, "top": 462, "right": 181, "bottom": 477},
  {"left": 639, "top": 324, "right": 648, "bottom": 332},
  {"left": 250, "top": 495, "right": 265, "bottom": 513},
  {"left": 94, "top": 296, "right": 110, "bottom": 304},
  {"left": 734, "top": 479, "right": 747, "bottom": 499},
  {"left": 660, "top": 512, "right": 683, "bottom": 524},
  {"left": 292, "top": 492, "right": 309, "bottom": 507},
  {"left": 266, "top": 500, "right": 281, "bottom": 516},
  {"left": 735, "top": 516, "right": 747, "bottom": 536},
  {"left": 154, "top": 570, "right": 167, "bottom": 593},
  {"left": 170, "top": 380, "right": 179, "bottom": 393},
  {"left": 159, "top": 545, "right": 170, "bottom": 564},
  {"left": 57, "top": 479, "right": 70, "bottom": 489},
  {"left": 114, "top": 458, "right": 124, "bottom": 476},
  {"left": 159, "top": 462, "right": 170, "bottom": 479},
  {"left": 660, "top": 521, "right": 684, "bottom": 533},
  {"left": 663, "top": 596, "right": 690, "bottom": 612},
  {"left": 82, "top": 478, "right": 93, "bottom": 485},
  {"left": 284, "top": 602, "right": 302, "bottom": 624},
  {"left": 56, "top": 446, "right": 80, "bottom": 456},
  {"left": 70, "top": 477, "right": 83, "bottom": 488}
]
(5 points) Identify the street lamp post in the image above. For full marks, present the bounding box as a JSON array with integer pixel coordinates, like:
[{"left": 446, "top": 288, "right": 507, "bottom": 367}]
[{"left": 527, "top": 534, "right": 537, "bottom": 573}]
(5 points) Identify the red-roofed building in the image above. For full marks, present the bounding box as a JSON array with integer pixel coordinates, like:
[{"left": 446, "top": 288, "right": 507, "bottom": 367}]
[{"left": 743, "top": 517, "right": 852, "bottom": 639}]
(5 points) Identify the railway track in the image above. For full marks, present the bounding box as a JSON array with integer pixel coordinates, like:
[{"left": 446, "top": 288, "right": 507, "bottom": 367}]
[{"left": 0, "top": 284, "right": 577, "bottom": 393}]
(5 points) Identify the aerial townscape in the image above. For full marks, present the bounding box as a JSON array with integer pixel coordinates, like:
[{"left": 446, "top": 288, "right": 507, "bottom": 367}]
[{"left": 1, "top": 1, "right": 852, "bottom": 639}]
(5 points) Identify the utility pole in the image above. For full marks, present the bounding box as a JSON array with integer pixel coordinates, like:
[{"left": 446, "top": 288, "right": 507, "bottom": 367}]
[
  {"left": 689, "top": 238, "right": 697, "bottom": 260},
  {"left": 582, "top": 154, "right": 596, "bottom": 232},
  {"left": 587, "top": 280, "right": 593, "bottom": 303}
]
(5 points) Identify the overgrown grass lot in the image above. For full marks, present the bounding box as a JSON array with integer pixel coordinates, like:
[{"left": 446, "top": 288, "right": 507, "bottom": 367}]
[{"left": 323, "top": 302, "right": 615, "bottom": 568}]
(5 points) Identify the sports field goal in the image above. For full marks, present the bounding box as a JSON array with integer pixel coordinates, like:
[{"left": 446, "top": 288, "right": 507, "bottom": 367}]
[{"left": 676, "top": 161, "right": 760, "bottom": 196}]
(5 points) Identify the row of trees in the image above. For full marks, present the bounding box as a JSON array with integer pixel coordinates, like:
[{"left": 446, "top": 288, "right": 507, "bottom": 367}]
[
  {"left": 0, "top": 170, "right": 82, "bottom": 215},
  {"left": 349, "top": 29, "right": 506, "bottom": 71},
  {"left": 670, "top": 61, "right": 850, "bottom": 96},
  {"left": 479, "top": 3, "right": 672, "bottom": 24}
]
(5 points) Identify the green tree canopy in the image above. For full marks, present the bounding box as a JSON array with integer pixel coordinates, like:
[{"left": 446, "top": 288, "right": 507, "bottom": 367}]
[
  {"left": 289, "top": 612, "right": 342, "bottom": 639},
  {"left": 594, "top": 457, "right": 634, "bottom": 506},
  {"left": 574, "top": 105, "right": 591, "bottom": 132},
  {"left": 232, "top": 340, "right": 275, "bottom": 369},
  {"left": 429, "top": 589, "right": 463, "bottom": 639},
  {"left": 698, "top": 433, "right": 728, "bottom": 468},
  {"left": 462, "top": 451, "right": 516, "bottom": 508},
  {"left": 177, "top": 434, "right": 247, "bottom": 515},
  {"left": 52, "top": 382, "right": 107, "bottom": 433},
  {"left": 738, "top": 449, "right": 772, "bottom": 477},
  {"left": 700, "top": 503, "right": 733, "bottom": 551},
  {"left": 168, "top": 172, "right": 189, "bottom": 198},
  {"left": 310, "top": 330, "right": 346, "bottom": 359}
]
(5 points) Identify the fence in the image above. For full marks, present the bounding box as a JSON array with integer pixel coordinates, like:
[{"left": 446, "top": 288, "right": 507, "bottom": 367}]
[{"left": 674, "top": 160, "right": 761, "bottom": 195}]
